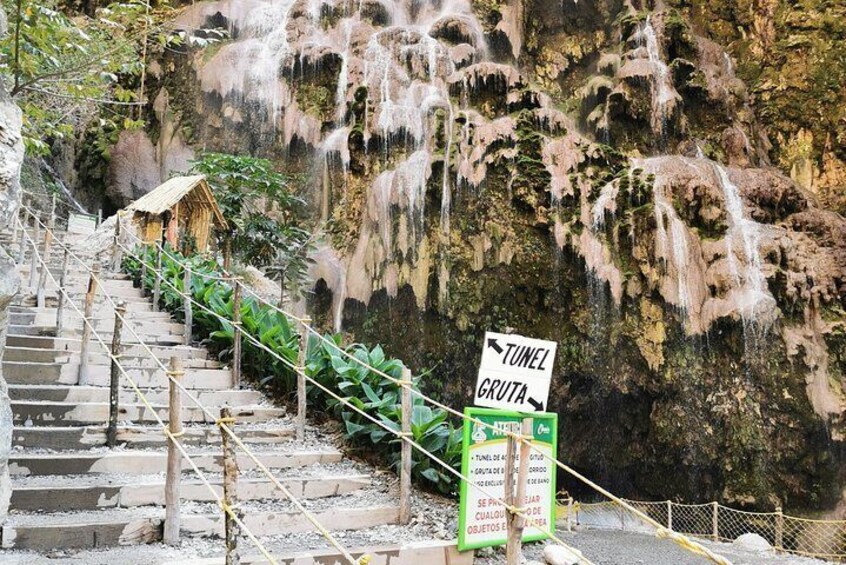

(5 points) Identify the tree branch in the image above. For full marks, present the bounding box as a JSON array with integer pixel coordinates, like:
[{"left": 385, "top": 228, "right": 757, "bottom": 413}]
[
  {"left": 22, "top": 85, "right": 147, "bottom": 106},
  {"left": 13, "top": 0, "right": 22, "bottom": 92}
]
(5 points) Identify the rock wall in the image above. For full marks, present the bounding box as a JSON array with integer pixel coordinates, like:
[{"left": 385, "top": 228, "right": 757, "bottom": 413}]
[
  {"left": 664, "top": 0, "right": 846, "bottom": 216},
  {"left": 0, "top": 7, "right": 23, "bottom": 522},
  {"left": 75, "top": 0, "right": 845, "bottom": 514}
]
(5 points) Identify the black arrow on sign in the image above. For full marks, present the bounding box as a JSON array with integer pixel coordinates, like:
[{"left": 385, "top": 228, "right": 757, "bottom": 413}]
[
  {"left": 528, "top": 397, "right": 545, "bottom": 412},
  {"left": 487, "top": 338, "right": 504, "bottom": 354}
]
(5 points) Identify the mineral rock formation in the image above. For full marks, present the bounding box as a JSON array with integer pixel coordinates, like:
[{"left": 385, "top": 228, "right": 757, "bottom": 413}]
[{"left": 67, "top": 0, "right": 846, "bottom": 511}]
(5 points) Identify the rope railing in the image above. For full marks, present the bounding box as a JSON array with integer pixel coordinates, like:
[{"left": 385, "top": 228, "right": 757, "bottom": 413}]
[
  {"left": 116, "top": 227, "right": 733, "bottom": 565},
  {"left": 15, "top": 217, "right": 278, "bottom": 563},
  {"left": 14, "top": 208, "right": 360, "bottom": 565},
  {"left": 124, "top": 229, "right": 232, "bottom": 282},
  {"left": 117, "top": 240, "right": 597, "bottom": 565},
  {"left": 20, "top": 187, "right": 93, "bottom": 217},
  {"left": 569, "top": 498, "right": 846, "bottom": 560},
  {"left": 33, "top": 207, "right": 727, "bottom": 564}
]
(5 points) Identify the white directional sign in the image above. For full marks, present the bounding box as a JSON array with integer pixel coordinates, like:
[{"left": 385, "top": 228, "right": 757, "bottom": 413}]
[{"left": 473, "top": 331, "right": 557, "bottom": 413}]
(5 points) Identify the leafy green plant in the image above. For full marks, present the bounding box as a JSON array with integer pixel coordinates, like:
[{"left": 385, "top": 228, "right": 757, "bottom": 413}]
[
  {"left": 189, "top": 152, "right": 314, "bottom": 298},
  {"left": 0, "top": 0, "right": 226, "bottom": 155},
  {"left": 123, "top": 245, "right": 461, "bottom": 493}
]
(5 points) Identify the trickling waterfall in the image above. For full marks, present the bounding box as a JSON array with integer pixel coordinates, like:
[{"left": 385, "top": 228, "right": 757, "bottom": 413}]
[
  {"left": 711, "top": 162, "right": 775, "bottom": 323},
  {"left": 335, "top": 19, "right": 353, "bottom": 125},
  {"left": 39, "top": 160, "right": 89, "bottom": 214},
  {"left": 634, "top": 15, "right": 678, "bottom": 137},
  {"left": 591, "top": 181, "right": 618, "bottom": 229},
  {"left": 440, "top": 104, "right": 455, "bottom": 237},
  {"left": 317, "top": 127, "right": 351, "bottom": 222},
  {"left": 654, "top": 196, "right": 693, "bottom": 314}
]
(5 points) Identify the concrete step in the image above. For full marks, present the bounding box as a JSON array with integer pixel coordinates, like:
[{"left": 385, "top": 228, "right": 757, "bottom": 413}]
[
  {"left": 12, "top": 423, "right": 294, "bottom": 450},
  {"left": 168, "top": 540, "right": 473, "bottom": 565},
  {"left": 5, "top": 335, "right": 209, "bottom": 360},
  {"left": 180, "top": 504, "right": 400, "bottom": 540},
  {"left": 16, "top": 295, "right": 155, "bottom": 311},
  {"left": 1, "top": 505, "right": 400, "bottom": 550},
  {"left": 11, "top": 309, "right": 178, "bottom": 326},
  {"left": 9, "top": 449, "right": 343, "bottom": 476},
  {"left": 15, "top": 275, "right": 141, "bottom": 293},
  {"left": 4, "top": 348, "right": 221, "bottom": 368},
  {"left": 11, "top": 400, "right": 283, "bottom": 426},
  {"left": 8, "top": 325, "right": 183, "bottom": 344},
  {"left": 10, "top": 474, "right": 371, "bottom": 511},
  {"left": 3, "top": 362, "right": 232, "bottom": 389},
  {"left": 8, "top": 384, "right": 253, "bottom": 405}
]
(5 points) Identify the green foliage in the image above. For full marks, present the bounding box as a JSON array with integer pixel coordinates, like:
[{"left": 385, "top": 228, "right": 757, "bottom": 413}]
[
  {"left": 0, "top": 0, "right": 225, "bottom": 155},
  {"left": 123, "top": 245, "right": 461, "bottom": 494},
  {"left": 0, "top": 0, "right": 145, "bottom": 152},
  {"left": 190, "top": 152, "right": 314, "bottom": 297}
]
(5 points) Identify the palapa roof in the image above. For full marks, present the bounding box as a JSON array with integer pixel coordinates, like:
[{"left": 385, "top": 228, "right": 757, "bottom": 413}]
[{"left": 127, "top": 175, "right": 227, "bottom": 228}]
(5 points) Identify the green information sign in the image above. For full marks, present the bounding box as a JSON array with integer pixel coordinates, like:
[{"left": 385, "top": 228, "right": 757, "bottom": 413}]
[{"left": 457, "top": 407, "right": 558, "bottom": 551}]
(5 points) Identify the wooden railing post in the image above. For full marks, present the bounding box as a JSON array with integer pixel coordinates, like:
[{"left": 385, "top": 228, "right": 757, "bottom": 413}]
[
  {"left": 77, "top": 262, "right": 100, "bottom": 385},
  {"left": 399, "top": 366, "right": 412, "bottom": 525},
  {"left": 28, "top": 213, "right": 40, "bottom": 289},
  {"left": 506, "top": 418, "right": 533, "bottom": 565},
  {"left": 140, "top": 242, "right": 148, "bottom": 294},
  {"left": 111, "top": 212, "right": 123, "bottom": 272},
  {"left": 36, "top": 214, "right": 54, "bottom": 308},
  {"left": 164, "top": 356, "right": 185, "bottom": 546},
  {"left": 712, "top": 501, "right": 719, "bottom": 541},
  {"left": 55, "top": 248, "right": 69, "bottom": 335},
  {"left": 667, "top": 500, "right": 673, "bottom": 530},
  {"left": 17, "top": 206, "right": 28, "bottom": 263},
  {"left": 566, "top": 497, "right": 573, "bottom": 532},
  {"left": 296, "top": 317, "right": 311, "bottom": 442},
  {"left": 106, "top": 301, "right": 127, "bottom": 448},
  {"left": 183, "top": 265, "right": 192, "bottom": 346},
  {"left": 11, "top": 206, "right": 19, "bottom": 256},
  {"left": 220, "top": 406, "right": 240, "bottom": 564},
  {"left": 775, "top": 506, "right": 784, "bottom": 552},
  {"left": 619, "top": 501, "right": 626, "bottom": 530},
  {"left": 504, "top": 422, "right": 517, "bottom": 557},
  {"left": 152, "top": 245, "right": 162, "bottom": 312},
  {"left": 231, "top": 279, "right": 242, "bottom": 389},
  {"left": 97, "top": 208, "right": 103, "bottom": 227}
]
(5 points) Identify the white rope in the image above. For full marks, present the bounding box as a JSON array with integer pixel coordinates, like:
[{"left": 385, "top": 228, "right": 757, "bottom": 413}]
[
  {"left": 19, "top": 210, "right": 358, "bottom": 564},
  {"left": 117, "top": 240, "right": 595, "bottom": 564},
  {"left": 116, "top": 241, "right": 357, "bottom": 564},
  {"left": 16, "top": 218, "right": 279, "bottom": 564},
  {"left": 114, "top": 228, "right": 732, "bottom": 565}
]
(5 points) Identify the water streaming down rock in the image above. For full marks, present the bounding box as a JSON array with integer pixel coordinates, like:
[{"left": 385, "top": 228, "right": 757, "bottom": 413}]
[
  {"left": 710, "top": 161, "right": 776, "bottom": 325},
  {"left": 182, "top": 0, "right": 500, "bottom": 325},
  {"left": 335, "top": 17, "right": 353, "bottom": 125},
  {"left": 316, "top": 127, "right": 351, "bottom": 221},
  {"left": 618, "top": 156, "right": 779, "bottom": 336},
  {"left": 633, "top": 15, "right": 680, "bottom": 138}
]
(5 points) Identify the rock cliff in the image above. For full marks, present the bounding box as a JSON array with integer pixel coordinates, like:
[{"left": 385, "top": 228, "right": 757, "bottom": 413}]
[
  {"left": 56, "top": 0, "right": 846, "bottom": 513},
  {"left": 0, "top": 5, "right": 23, "bottom": 523}
]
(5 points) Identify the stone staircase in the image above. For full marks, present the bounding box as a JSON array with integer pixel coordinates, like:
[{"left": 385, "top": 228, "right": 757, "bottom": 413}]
[{"left": 0, "top": 219, "right": 469, "bottom": 564}]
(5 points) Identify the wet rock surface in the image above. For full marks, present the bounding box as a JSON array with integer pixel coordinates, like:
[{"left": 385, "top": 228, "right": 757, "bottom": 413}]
[{"left": 51, "top": 0, "right": 846, "bottom": 516}]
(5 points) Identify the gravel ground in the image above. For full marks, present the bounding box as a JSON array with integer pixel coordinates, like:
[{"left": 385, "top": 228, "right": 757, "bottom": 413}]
[
  {"left": 475, "top": 529, "right": 833, "bottom": 565},
  {"left": 0, "top": 527, "right": 836, "bottom": 565}
]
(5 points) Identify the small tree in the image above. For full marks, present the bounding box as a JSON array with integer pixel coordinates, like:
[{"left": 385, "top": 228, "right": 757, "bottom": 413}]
[
  {"left": 190, "top": 152, "right": 314, "bottom": 297},
  {"left": 0, "top": 0, "right": 224, "bottom": 154}
]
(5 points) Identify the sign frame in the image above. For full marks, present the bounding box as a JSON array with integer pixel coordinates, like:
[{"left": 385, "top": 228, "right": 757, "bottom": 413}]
[
  {"left": 457, "top": 406, "right": 558, "bottom": 552},
  {"left": 474, "top": 331, "right": 558, "bottom": 413}
]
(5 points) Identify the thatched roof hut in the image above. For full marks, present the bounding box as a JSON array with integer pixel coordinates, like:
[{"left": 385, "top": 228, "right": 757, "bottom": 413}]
[{"left": 126, "top": 175, "right": 226, "bottom": 253}]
